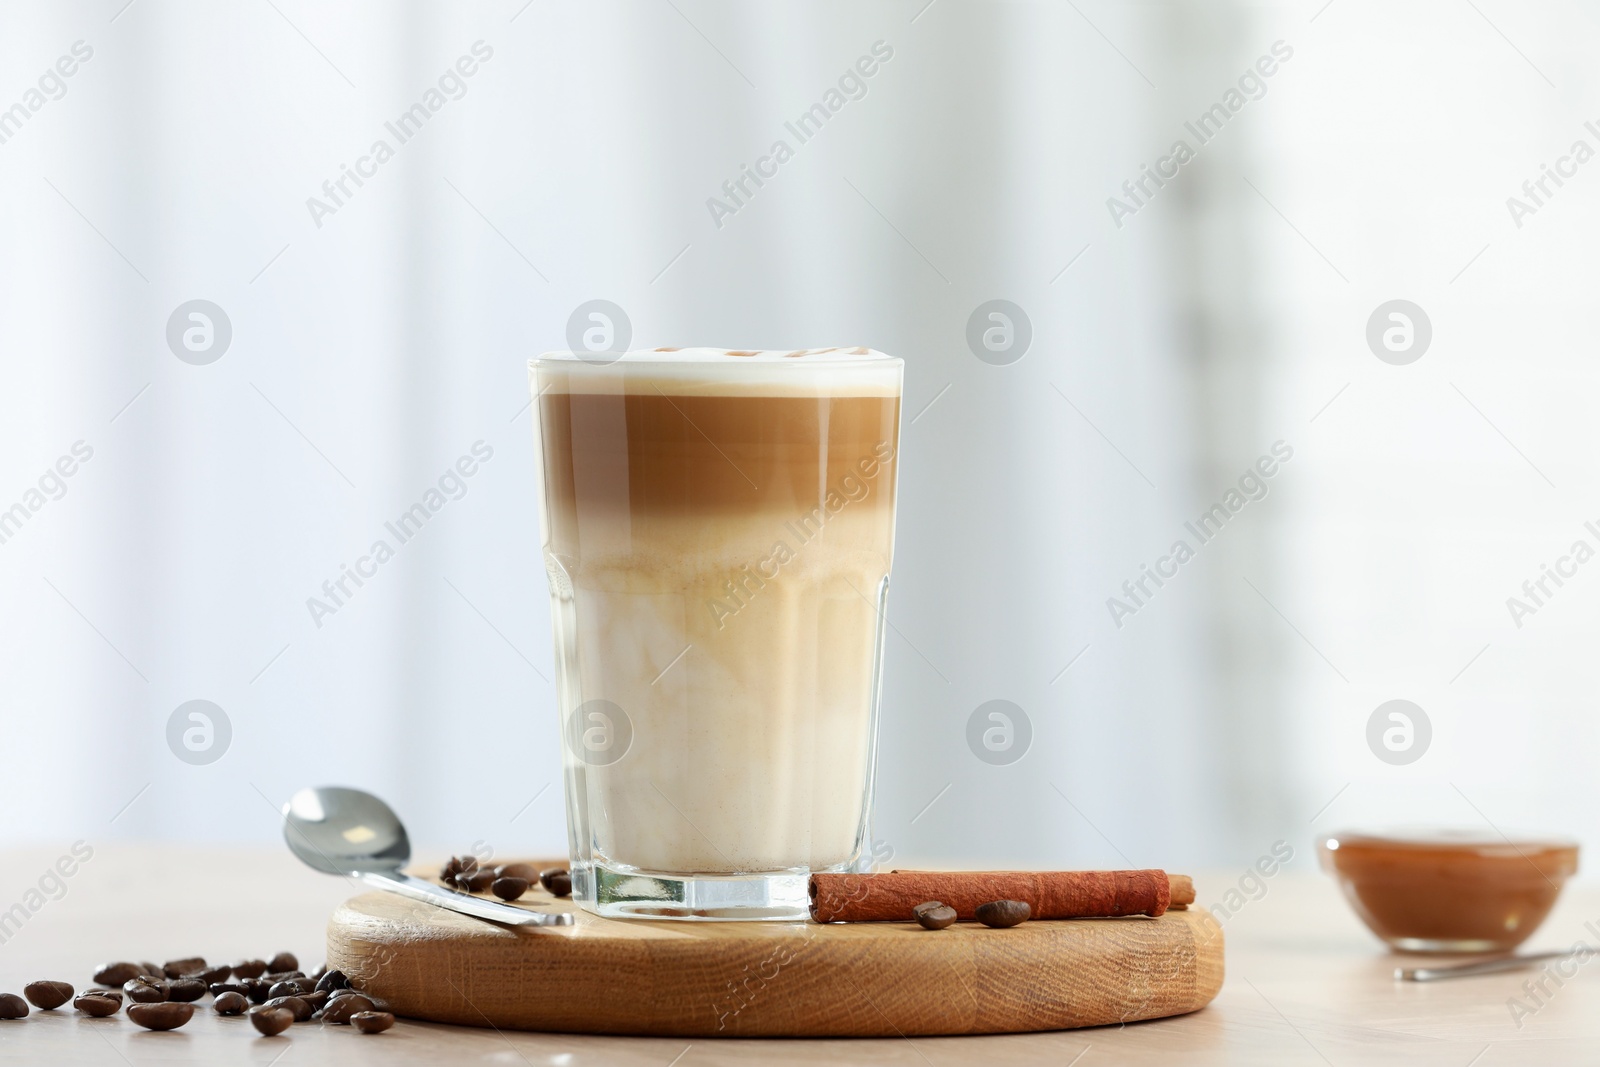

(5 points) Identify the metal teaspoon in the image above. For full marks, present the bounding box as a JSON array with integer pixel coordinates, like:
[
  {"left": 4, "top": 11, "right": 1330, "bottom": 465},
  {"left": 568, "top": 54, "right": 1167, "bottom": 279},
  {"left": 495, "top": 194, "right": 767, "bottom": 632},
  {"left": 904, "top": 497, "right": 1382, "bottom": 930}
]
[{"left": 282, "top": 785, "right": 572, "bottom": 928}]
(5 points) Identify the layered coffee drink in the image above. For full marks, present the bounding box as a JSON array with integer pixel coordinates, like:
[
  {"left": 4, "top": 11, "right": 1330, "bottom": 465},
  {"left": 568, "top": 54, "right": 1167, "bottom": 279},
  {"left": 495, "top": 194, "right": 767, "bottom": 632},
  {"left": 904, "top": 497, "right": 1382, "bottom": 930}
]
[{"left": 532, "top": 347, "right": 902, "bottom": 919}]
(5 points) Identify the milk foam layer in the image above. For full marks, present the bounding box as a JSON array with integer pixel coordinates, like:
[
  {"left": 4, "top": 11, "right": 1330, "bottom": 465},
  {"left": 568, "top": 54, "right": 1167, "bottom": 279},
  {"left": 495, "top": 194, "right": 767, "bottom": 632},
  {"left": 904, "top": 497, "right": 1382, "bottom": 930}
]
[{"left": 534, "top": 348, "right": 902, "bottom": 397}]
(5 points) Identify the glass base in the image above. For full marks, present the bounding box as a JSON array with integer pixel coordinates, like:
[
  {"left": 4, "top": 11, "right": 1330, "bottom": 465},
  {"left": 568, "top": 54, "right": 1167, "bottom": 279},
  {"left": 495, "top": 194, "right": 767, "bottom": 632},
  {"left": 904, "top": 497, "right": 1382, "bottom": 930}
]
[
  {"left": 574, "top": 861, "right": 813, "bottom": 921},
  {"left": 1390, "top": 936, "right": 1511, "bottom": 953}
]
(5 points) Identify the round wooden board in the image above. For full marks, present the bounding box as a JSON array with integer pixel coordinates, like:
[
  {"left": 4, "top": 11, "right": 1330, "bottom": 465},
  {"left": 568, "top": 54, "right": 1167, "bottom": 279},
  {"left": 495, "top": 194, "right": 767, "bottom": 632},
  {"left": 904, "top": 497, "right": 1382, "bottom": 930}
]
[{"left": 326, "top": 866, "right": 1224, "bottom": 1037}]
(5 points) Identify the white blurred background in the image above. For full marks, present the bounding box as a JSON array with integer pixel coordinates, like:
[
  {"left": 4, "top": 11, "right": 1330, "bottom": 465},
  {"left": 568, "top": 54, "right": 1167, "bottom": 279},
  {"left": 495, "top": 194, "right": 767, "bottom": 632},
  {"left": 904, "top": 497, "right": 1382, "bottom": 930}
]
[{"left": 1, "top": 0, "right": 1596, "bottom": 878}]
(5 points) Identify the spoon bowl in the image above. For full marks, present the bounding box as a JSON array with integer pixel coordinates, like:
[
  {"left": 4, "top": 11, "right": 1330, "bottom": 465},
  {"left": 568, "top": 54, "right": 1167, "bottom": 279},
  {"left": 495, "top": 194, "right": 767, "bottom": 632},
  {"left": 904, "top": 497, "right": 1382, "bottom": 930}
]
[{"left": 284, "top": 786, "right": 411, "bottom": 876}]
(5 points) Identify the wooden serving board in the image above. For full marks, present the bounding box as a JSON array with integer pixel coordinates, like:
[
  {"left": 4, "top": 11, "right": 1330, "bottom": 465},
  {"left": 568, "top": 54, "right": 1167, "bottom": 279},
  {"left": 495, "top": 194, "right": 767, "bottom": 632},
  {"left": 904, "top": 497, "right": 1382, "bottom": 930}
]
[{"left": 326, "top": 866, "right": 1223, "bottom": 1037}]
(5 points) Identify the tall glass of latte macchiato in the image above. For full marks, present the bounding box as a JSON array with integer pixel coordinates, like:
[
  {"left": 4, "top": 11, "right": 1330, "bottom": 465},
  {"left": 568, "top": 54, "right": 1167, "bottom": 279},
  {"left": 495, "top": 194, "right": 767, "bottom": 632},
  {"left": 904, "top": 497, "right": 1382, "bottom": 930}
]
[{"left": 530, "top": 348, "right": 902, "bottom": 920}]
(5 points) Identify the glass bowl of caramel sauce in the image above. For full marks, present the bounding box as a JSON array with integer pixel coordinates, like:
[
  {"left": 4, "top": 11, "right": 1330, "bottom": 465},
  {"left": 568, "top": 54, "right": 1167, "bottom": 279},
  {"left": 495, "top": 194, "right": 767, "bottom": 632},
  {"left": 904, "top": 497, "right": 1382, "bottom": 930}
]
[{"left": 1318, "top": 829, "right": 1579, "bottom": 953}]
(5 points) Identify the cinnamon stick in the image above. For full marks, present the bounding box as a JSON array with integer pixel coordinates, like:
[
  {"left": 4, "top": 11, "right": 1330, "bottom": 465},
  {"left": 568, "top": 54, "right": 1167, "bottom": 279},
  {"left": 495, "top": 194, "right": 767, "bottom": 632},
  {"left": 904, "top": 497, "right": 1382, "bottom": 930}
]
[{"left": 809, "top": 869, "right": 1192, "bottom": 923}]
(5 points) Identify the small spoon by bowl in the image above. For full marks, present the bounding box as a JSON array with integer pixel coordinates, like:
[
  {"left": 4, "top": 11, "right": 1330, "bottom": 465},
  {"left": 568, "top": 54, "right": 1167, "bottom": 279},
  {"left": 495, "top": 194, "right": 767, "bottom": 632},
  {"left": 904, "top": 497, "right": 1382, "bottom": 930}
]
[
  {"left": 281, "top": 785, "right": 572, "bottom": 928},
  {"left": 1396, "top": 950, "right": 1573, "bottom": 982}
]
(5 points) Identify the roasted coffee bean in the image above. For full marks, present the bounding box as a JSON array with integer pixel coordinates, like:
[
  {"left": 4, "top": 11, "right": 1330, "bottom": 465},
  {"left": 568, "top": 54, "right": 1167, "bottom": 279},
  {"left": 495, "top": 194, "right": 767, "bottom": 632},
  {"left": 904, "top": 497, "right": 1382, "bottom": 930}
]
[
  {"left": 267, "top": 951, "right": 299, "bottom": 974},
  {"left": 250, "top": 1006, "right": 294, "bottom": 1036},
  {"left": 128, "top": 1001, "right": 194, "bottom": 1031},
  {"left": 915, "top": 904, "right": 958, "bottom": 930},
  {"left": 264, "top": 995, "right": 313, "bottom": 1022},
  {"left": 309, "top": 963, "right": 328, "bottom": 981},
  {"left": 212, "top": 991, "right": 249, "bottom": 1015},
  {"left": 93, "top": 962, "right": 141, "bottom": 986},
  {"left": 167, "top": 978, "right": 206, "bottom": 1003},
  {"left": 496, "top": 861, "right": 541, "bottom": 882},
  {"left": 301, "top": 990, "right": 329, "bottom": 1010},
  {"left": 268, "top": 980, "right": 298, "bottom": 1000},
  {"left": 314, "top": 969, "right": 349, "bottom": 993},
  {"left": 123, "top": 976, "right": 169, "bottom": 1003},
  {"left": 911, "top": 901, "right": 945, "bottom": 920},
  {"left": 351, "top": 1010, "right": 395, "bottom": 1034},
  {"left": 263, "top": 971, "right": 305, "bottom": 985},
  {"left": 195, "top": 964, "right": 231, "bottom": 985},
  {"left": 320, "top": 993, "right": 376, "bottom": 1024},
  {"left": 140, "top": 962, "right": 162, "bottom": 980},
  {"left": 209, "top": 981, "right": 247, "bottom": 998},
  {"left": 243, "top": 978, "right": 272, "bottom": 1004},
  {"left": 441, "top": 854, "right": 478, "bottom": 878},
  {"left": 161, "top": 957, "right": 206, "bottom": 979},
  {"left": 74, "top": 993, "right": 122, "bottom": 1017},
  {"left": 231, "top": 959, "right": 267, "bottom": 979},
  {"left": 491, "top": 876, "right": 529, "bottom": 901},
  {"left": 974, "top": 899, "right": 1030, "bottom": 928},
  {"left": 461, "top": 868, "right": 496, "bottom": 893},
  {"left": 0, "top": 994, "right": 29, "bottom": 1020},
  {"left": 540, "top": 867, "right": 572, "bottom": 897},
  {"left": 23, "top": 980, "right": 73, "bottom": 1010}
]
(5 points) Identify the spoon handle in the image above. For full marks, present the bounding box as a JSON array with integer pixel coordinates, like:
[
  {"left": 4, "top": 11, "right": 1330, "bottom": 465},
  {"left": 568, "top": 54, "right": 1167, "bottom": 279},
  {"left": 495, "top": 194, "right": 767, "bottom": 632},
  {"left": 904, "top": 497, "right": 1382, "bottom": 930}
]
[
  {"left": 358, "top": 871, "right": 574, "bottom": 927},
  {"left": 1396, "top": 950, "right": 1569, "bottom": 982}
]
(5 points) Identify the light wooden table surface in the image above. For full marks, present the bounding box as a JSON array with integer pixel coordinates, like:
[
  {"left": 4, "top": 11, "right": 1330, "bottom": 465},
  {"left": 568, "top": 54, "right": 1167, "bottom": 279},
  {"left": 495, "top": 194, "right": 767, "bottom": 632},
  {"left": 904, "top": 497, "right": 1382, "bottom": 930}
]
[{"left": 0, "top": 845, "right": 1595, "bottom": 1065}]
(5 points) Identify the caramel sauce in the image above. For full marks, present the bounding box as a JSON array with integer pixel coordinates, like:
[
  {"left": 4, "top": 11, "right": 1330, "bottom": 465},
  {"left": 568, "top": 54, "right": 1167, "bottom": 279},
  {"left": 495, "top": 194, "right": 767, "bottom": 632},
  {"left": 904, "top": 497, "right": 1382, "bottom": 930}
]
[{"left": 1320, "top": 831, "right": 1578, "bottom": 952}]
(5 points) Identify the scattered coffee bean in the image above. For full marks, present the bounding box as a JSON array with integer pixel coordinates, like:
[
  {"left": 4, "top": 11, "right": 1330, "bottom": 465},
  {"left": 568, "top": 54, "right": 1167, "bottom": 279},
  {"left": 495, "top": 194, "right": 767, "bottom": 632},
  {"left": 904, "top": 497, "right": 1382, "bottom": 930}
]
[
  {"left": 74, "top": 993, "right": 122, "bottom": 1017},
  {"left": 301, "top": 989, "right": 329, "bottom": 1010},
  {"left": 974, "top": 899, "right": 1030, "bottom": 928},
  {"left": 213, "top": 991, "right": 249, "bottom": 1015},
  {"left": 314, "top": 969, "right": 349, "bottom": 993},
  {"left": 321, "top": 993, "right": 376, "bottom": 1024},
  {"left": 440, "top": 855, "right": 479, "bottom": 882},
  {"left": 0, "top": 994, "right": 29, "bottom": 1019},
  {"left": 124, "top": 976, "right": 169, "bottom": 1003},
  {"left": 915, "top": 904, "right": 958, "bottom": 930},
  {"left": 231, "top": 959, "right": 268, "bottom": 979},
  {"left": 128, "top": 1001, "right": 194, "bottom": 1031},
  {"left": 161, "top": 957, "right": 205, "bottom": 979},
  {"left": 309, "top": 963, "right": 328, "bottom": 981},
  {"left": 459, "top": 868, "right": 495, "bottom": 893},
  {"left": 195, "top": 964, "right": 232, "bottom": 985},
  {"left": 268, "top": 979, "right": 304, "bottom": 1000},
  {"left": 267, "top": 951, "right": 299, "bottom": 974},
  {"left": 264, "top": 995, "right": 313, "bottom": 1022},
  {"left": 540, "top": 868, "right": 572, "bottom": 897},
  {"left": 496, "top": 861, "right": 541, "bottom": 882},
  {"left": 140, "top": 962, "right": 162, "bottom": 980},
  {"left": 93, "top": 962, "right": 142, "bottom": 986},
  {"left": 912, "top": 901, "right": 945, "bottom": 920},
  {"left": 242, "top": 978, "right": 272, "bottom": 1004},
  {"left": 167, "top": 978, "right": 206, "bottom": 1003},
  {"left": 492, "top": 876, "right": 529, "bottom": 901},
  {"left": 23, "top": 980, "right": 73, "bottom": 1009},
  {"left": 351, "top": 1010, "right": 395, "bottom": 1034},
  {"left": 210, "top": 981, "right": 247, "bottom": 998},
  {"left": 250, "top": 1006, "right": 295, "bottom": 1036}
]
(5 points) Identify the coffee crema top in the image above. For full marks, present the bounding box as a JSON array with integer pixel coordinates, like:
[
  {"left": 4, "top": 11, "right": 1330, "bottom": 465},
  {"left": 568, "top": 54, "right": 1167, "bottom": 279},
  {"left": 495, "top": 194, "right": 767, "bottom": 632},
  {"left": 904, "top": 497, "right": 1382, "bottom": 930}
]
[{"left": 532, "top": 347, "right": 902, "bottom": 397}]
